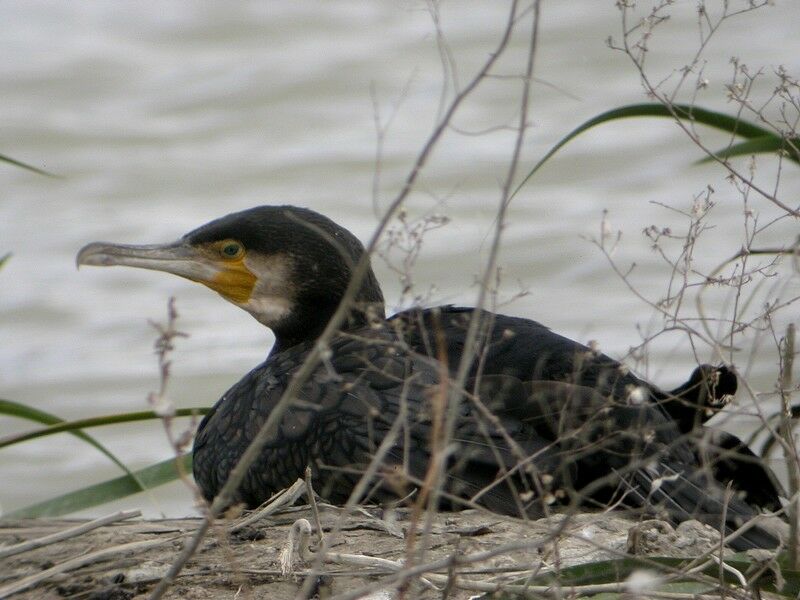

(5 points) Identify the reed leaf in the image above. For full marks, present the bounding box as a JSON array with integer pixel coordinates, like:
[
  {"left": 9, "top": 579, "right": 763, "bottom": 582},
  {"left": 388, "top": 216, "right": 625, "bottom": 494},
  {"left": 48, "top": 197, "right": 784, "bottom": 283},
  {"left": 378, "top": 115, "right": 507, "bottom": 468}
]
[
  {"left": 513, "top": 103, "right": 796, "bottom": 199},
  {"left": 491, "top": 553, "right": 799, "bottom": 598},
  {"left": 0, "top": 399, "right": 144, "bottom": 491},
  {"left": 3, "top": 455, "right": 193, "bottom": 518},
  {"left": 0, "top": 152, "right": 59, "bottom": 177},
  {"left": 705, "top": 135, "right": 800, "bottom": 164},
  {"left": 0, "top": 407, "right": 211, "bottom": 450}
]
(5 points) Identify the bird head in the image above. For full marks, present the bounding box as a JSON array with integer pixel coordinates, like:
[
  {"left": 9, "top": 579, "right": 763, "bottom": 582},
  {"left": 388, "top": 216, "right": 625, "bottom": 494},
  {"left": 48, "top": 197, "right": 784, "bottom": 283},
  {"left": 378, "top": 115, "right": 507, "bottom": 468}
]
[{"left": 77, "top": 205, "right": 386, "bottom": 350}]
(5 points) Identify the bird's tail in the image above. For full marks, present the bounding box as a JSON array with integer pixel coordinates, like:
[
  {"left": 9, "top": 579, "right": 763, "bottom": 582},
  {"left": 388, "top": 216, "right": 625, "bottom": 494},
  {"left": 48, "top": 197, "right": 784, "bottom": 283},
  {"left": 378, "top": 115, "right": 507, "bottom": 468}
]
[{"left": 628, "top": 462, "right": 784, "bottom": 552}]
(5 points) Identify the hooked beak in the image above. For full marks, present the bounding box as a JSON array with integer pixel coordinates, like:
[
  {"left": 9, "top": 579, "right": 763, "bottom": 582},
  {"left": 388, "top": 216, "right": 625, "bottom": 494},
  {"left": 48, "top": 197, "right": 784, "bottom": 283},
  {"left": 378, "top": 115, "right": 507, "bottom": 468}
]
[
  {"left": 76, "top": 240, "right": 221, "bottom": 279},
  {"left": 76, "top": 241, "right": 257, "bottom": 303}
]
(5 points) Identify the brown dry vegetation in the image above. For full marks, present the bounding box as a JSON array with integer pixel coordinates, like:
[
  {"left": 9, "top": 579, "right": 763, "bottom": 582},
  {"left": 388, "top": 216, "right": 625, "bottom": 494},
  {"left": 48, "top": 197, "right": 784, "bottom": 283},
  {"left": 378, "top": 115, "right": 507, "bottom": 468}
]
[{"left": 1, "top": 506, "right": 731, "bottom": 600}]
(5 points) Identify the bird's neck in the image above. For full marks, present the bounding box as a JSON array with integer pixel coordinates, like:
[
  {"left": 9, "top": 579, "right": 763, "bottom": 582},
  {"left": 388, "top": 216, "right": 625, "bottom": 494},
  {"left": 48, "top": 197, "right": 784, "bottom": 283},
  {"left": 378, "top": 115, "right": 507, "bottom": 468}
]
[
  {"left": 270, "top": 297, "right": 386, "bottom": 355},
  {"left": 269, "top": 263, "right": 387, "bottom": 354}
]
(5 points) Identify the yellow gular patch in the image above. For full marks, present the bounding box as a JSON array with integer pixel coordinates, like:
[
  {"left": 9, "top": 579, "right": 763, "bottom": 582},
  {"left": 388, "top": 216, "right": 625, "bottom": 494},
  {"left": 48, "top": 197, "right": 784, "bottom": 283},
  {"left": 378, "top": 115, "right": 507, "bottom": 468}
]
[{"left": 206, "top": 260, "right": 257, "bottom": 303}]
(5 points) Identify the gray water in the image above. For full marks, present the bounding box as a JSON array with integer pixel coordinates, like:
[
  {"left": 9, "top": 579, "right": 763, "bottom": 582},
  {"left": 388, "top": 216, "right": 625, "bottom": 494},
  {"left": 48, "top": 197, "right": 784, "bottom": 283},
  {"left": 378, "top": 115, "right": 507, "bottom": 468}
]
[{"left": 2, "top": 2, "right": 799, "bottom": 518}]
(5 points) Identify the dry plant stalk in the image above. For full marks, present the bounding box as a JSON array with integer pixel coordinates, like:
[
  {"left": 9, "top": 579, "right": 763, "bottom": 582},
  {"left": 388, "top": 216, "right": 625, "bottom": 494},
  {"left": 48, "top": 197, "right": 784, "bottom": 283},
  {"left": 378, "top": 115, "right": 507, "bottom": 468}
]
[
  {"left": 781, "top": 323, "right": 798, "bottom": 567},
  {"left": 606, "top": 0, "right": 800, "bottom": 580},
  {"left": 143, "top": 3, "right": 799, "bottom": 598},
  {"left": 148, "top": 3, "right": 534, "bottom": 597},
  {"left": 0, "top": 510, "right": 140, "bottom": 560},
  {"left": 147, "top": 298, "right": 201, "bottom": 501}
]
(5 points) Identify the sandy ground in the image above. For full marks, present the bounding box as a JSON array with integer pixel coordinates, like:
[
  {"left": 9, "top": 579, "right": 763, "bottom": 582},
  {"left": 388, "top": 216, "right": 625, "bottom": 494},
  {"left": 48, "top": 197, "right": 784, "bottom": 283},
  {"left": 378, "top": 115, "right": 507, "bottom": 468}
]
[{"left": 0, "top": 505, "right": 729, "bottom": 600}]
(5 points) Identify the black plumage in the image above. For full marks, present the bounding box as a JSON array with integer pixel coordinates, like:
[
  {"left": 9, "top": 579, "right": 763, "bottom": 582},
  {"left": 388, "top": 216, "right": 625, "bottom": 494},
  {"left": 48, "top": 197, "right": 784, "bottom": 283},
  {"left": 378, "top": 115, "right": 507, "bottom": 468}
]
[
  {"left": 77, "top": 205, "right": 784, "bottom": 550},
  {"left": 390, "top": 305, "right": 783, "bottom": 513}
]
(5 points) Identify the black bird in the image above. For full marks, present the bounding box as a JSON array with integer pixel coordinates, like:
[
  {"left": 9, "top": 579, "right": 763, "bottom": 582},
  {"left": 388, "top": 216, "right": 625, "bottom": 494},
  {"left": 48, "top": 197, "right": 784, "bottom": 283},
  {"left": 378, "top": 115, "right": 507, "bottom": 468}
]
[
  {"left": 77, "top": 205, "right": 782, "bottom": 549},
  {"left": 394, "top": 307, "right": 783, "bottom": 512}
]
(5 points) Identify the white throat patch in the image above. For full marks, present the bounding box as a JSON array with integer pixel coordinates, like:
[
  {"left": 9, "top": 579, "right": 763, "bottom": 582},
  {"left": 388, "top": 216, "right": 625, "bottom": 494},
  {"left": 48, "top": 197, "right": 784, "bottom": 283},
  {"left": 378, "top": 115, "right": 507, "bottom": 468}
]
[{"left": 237, "top": 252, "right": 295, "bottom": 327}]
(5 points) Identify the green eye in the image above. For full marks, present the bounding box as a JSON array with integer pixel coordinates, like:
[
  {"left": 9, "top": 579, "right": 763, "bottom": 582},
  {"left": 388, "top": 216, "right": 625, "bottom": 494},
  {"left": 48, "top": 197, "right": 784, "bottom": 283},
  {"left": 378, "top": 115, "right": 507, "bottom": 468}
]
[{"left": 220, "top": 241, "right": 244, "bottom": 259}]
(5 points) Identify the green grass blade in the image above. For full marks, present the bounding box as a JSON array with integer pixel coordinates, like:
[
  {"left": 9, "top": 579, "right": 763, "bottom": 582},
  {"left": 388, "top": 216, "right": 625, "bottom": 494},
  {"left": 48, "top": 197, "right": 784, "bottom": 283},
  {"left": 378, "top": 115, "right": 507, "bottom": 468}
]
[
  {"left": 0, "top": 399, "right": 145, "bottom": 492},
  {"left": 512, "top": 102, "right": 787, "bottom": 199},
  {"left": 587, "top": 580, "right": 714, "bottom": 600},
  {"left": 491, "top": 553, "right": 799, "bottom": 598},
  {"left": 703, "top": 135, "right": 800, "bottom": 165},
  {"left": 0, "top": 152, "right": 60, "bottom": 178},
  {"left": 0, "top": 407, "right": 211, "bottom": 450},
  {"left": 0, "top": 253, "right": 10, "bottom": 270},
  {"left": 524, "top": 556, "right": 685, "bottom": 587},
  {"left": 3, "top": 454, "right": 193, "bottom": 518}
]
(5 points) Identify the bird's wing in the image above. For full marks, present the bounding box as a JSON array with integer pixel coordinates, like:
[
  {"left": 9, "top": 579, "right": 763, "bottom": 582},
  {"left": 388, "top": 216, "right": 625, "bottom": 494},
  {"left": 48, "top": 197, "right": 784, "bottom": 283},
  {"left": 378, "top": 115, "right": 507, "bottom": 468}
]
[{"left": 389, "top": 306, "right": 655, "bottom": 399}]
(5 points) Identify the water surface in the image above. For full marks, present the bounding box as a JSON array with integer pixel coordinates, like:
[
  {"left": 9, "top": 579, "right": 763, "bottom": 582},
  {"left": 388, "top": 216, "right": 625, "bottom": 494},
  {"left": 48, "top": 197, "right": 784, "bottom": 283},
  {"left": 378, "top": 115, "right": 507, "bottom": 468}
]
[{"left": 2, "top": 2, "right": 799, "bottom": 517}]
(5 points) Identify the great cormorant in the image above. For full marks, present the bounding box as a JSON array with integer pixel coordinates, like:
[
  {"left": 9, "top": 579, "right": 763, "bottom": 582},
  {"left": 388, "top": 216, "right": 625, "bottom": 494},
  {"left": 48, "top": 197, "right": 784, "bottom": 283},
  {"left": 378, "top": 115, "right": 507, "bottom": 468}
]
[{"left": 77, "top": 205, "right": 783, "bottom": 549}]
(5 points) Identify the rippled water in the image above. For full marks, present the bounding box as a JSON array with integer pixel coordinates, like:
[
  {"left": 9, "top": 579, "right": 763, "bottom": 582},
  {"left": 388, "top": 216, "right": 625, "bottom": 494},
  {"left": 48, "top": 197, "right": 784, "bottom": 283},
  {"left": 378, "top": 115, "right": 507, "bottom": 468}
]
[{"left": 2, "top": 2, "right": 799, "bottom": 517}]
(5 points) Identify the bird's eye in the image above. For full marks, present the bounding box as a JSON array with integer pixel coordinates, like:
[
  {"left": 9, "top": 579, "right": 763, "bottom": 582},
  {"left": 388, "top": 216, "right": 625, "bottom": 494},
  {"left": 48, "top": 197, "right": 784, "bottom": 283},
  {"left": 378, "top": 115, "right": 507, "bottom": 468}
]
[{"left": 220, "top": 241, "right": 244, "bottom": 259}]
